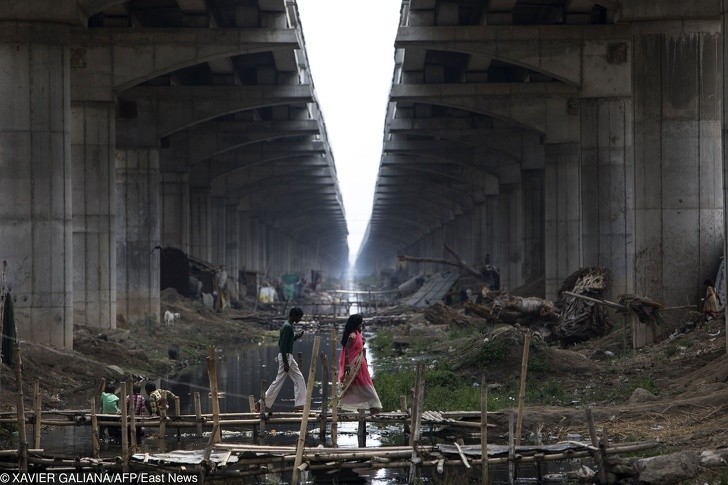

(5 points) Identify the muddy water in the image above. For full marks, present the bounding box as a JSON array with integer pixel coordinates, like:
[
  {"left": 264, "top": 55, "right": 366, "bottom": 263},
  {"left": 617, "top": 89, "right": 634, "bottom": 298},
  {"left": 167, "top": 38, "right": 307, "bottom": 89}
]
[
  {"left": 15, "top": 328, "right": 583, "bottom": 483},
  {"left": 18, "top": 329, "right": 407, "bottom": 483}
]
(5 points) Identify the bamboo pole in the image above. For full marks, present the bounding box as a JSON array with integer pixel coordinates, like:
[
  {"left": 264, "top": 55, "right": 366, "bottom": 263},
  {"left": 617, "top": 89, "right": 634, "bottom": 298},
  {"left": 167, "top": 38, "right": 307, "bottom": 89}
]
[
  {"left": 586, "top": 408, "right": 608, "bottom": 483},
  {"left": 508, "top": 411, "right": 515, "bottom": 484},
  {"left": 129, "top": 385, "right": 137, "bottom": 453},
  {"left": 480, "top": 374, "right": 489, "bottom": 485},
  {"left": 330, "top": 326, "right": 339, "bottom": 448},
  {"left": 401, "top": 395, "right": 409, "bottom": 443},
  {"left": 292, "top": 335, "right": 320, "bottom": 484},
  {"left": 13, "top": 345, "right": 27, "bottom": 472},
  {"left": 194, "top": 392, "right": 202, "bottom": 437},
  {"left": 207, "top": 346, "right": 221, "bottom": 443},
  {"left": 174, "top": 396, "right": 181, "bottom": 442},
  {"left": 515, "top": 332, "right": 531, "bottom": 446},
  {"left": 319, "top": 352, "right": 329, "bottom": 442},
  {"left": 91, "top": 397, "right": 100, "bottom": 459},
  {"left": 120, "top": 382, "right": 129, "bottom": 472},
  {"left": 408, "top": 362, "right": 425, "bottom": 484},
  {"left": 357, "top": 409, "right": 367, "bottom": 448},
  {"left": 33, "top": 380, "right": 41, "bottom": 449},
  {"left": 259, "top": 379, "right": 267, "bottom": 445}
]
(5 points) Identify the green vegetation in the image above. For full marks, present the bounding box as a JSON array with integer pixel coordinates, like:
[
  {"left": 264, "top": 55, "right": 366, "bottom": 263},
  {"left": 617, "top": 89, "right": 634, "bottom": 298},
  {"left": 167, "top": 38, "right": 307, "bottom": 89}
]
[
  {"left": 589, "top": 375, "right": 659, "bottom": 404},
  {"left": 374, "top": 364, "right": 482, "bottom": 411}
]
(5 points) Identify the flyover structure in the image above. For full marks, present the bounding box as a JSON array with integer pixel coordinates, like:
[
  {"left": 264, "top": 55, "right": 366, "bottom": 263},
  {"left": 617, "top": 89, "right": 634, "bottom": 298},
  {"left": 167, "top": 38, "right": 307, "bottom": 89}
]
[
  {"left": 356, "top": 0, "right": 726, "bottom": 307},
  {"left": 0, "top": 0, "right": 348, "bottom": 349}
]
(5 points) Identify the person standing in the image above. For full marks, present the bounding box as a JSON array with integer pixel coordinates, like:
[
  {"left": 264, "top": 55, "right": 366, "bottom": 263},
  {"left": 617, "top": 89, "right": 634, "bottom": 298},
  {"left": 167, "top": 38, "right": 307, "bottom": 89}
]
[
  {"left": 255, "top": 307, "right": 306, "bottom": 413},
  {"left": 338, "top": 314, "right": 382, "bottom": 414}
]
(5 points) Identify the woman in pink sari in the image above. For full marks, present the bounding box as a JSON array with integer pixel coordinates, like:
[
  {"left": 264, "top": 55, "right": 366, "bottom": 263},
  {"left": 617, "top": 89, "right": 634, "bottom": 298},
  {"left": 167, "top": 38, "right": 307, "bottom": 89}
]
[{"left": 338, "top": 314, "right": 382, "bottom": 413}]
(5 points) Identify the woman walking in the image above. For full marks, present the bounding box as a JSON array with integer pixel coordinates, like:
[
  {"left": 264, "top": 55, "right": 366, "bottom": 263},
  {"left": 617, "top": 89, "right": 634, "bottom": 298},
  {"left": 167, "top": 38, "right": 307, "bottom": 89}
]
[{"left": 338, "top": 314, "right": 382, "bottom": 414}]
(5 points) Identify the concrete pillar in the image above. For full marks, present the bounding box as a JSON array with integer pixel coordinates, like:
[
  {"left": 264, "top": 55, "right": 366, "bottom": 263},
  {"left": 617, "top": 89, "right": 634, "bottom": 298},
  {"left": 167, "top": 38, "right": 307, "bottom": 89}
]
[
  {"left": 544, "top": 142, "right": 582, "bottom": 299},
  {"left": 116, "top": 148, "right": 160, "bottom": 324},
  {"left": 454, "top": 211, "right": 474, "bottom": 264},
  {"left": 160, "top": 172, "right": 189, "bottom": 253},
  {"left": 210, "top": 197, "right": 226, "bottom": 264},
  {"left": 0, "top": 23, "right": 72, "bottom": 348},
  {"left": 224, "top": 203, "right": 239, "bottom": 282},
  {"left": 71, "top": 101, "right": 116, "bottom": 329},
  {"left": 498, "top": 184, "right": 524, "bottom": 291},
  {"left": 522, "top": 170, "right": 545, "bottom": 286},
  {"left": 189, "top": 187, "right": 211, "bottom": 262},
  {"left": 634, "top": 23, "right": 723, "bottom": 305},
  {"left": 580, "top": 98, "right": 635, "bottom": 298}
]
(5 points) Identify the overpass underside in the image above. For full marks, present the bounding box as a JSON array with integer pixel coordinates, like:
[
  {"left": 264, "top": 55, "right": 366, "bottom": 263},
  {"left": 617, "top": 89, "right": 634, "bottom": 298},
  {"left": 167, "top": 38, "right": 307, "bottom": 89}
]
[
  {"left": 0, "top": 0, "right": 348, "bottom": 349},
  {"left": 356, "top": 0, "right": 727, "bottom": 307}
]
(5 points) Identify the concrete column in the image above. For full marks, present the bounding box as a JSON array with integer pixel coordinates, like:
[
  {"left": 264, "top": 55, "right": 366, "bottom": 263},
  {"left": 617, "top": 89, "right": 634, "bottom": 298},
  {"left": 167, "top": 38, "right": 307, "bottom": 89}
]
[
  {"left": 224, "top": 203, "right": 239, "bottom": 282},
  {"left": 189, "top": 187, "right": 211, "bottom": 262},
  {"left": 544, "top": 142, "right": 582, "bottom": 299},
  {"left": 0, "top": 23, "right": 72, "bottom": 348},
  {"left": 498, "top": 184, "right": 524, "bottom": 291},
  {"left": 634, "top": 23, "right": 723, "bottom": 305},
  {"left": 160, "top": 172, "right": 189, "bottom": 253},
  {"left": 116, "top": 148, "right": 160, "bottom": 324},
  {"left": 71, "top": 101, "right": 116, "bottom": 329},
  {"left": 210, "top": 197, "right": 226, "bottom": 264},
  {"left": 522, "top": 170, "right": 545, "bottom": 286},
  {"left": 454, "top": 211, "right": 474, "bottom": 264},
  {"left": 581, "top": 98, "right": 635, "bottom": 298}
]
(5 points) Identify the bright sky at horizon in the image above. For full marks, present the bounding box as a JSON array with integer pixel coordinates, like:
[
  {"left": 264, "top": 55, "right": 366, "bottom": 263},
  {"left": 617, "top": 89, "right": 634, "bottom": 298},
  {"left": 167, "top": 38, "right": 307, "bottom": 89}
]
[{"left": 296, "top": 0, "right": 402, "bottom": 266}]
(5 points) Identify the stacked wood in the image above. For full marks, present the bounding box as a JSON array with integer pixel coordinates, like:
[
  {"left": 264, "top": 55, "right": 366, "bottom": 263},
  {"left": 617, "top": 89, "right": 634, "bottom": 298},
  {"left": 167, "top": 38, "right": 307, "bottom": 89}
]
[{"left": 552, "top": 267, "right": 613, "bottom": 346}]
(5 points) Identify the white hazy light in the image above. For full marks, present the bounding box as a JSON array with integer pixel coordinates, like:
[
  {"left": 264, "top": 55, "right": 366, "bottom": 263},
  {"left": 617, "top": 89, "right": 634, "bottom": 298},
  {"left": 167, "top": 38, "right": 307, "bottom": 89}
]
[{"left": 296, "top": 0, "right": 401, "bottom": 266}]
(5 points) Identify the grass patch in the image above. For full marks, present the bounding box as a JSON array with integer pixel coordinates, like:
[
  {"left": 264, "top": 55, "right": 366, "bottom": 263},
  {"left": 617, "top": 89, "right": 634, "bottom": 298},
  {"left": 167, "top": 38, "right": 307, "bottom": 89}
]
[
  {"left": 374, "top": 364, "right": 482, "bottom": 411},
  {"left": 589, "top": 375, "right": 659, "bottom": 404}
]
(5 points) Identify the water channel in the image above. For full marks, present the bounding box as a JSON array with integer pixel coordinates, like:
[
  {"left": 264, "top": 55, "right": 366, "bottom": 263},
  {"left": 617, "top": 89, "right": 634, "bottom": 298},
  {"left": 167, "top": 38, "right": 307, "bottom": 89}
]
[{"left": 13, "top": 326, "right": 585, "bottom": 483}]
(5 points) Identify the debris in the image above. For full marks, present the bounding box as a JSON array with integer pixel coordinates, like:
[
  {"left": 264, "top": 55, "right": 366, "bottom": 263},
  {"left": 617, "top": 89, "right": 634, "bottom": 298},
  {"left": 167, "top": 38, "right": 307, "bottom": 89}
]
[{"left": 552, "top": 267, "right": 612, "bottom": 346}]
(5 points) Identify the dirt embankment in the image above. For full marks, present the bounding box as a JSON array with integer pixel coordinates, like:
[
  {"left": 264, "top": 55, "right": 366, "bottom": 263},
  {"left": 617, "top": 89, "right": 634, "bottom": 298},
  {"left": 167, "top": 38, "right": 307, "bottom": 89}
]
[{"left": 0, "top": 289, "right": 275, "bottom": 412}]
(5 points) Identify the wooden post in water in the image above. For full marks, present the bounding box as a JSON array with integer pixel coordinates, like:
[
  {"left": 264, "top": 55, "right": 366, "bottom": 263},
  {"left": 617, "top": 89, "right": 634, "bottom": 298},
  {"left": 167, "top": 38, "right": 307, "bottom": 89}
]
[
  {"left": 91, "top": 397, "right": 100, "bottom": 459},
  {"left": 120, "top": 382, "right": 129, "bottom": 472},
  {"left": 33, "top": 380, "right": 41, "bottom": 449},
  {"left": 292, "top": 336, "right": 320, "bottom": 485},
  {"left": 259, "top": 379, "right": 267, "bottom": 445},
  {"left": 357, "top": 409, "right": 367, "bottom": 447},
  {"left": 13, "top": 345, "right": 28, "bottom": 472},
  {"left": 408, "top": 362, "right": 425, "bottom": 484},
  {"left": 515, "top": 332, "right": 531, "bottom": 446},
  {"left": 129, "top": 382, "right": 137, "bottom": 453},
  {"left": 207, "top": 346, "right": 222, "bottom": 443},
  {"left": 330, "top": 326, "right": 339, "bottom": 447},
  {"left": 480, "top": 374, "right": 489, "bottom": 485},
  {"left": 248, "top": 394, "right": 258, "bottom": 441},
  {"left": 319, "top": 352, "right": 329, "bottom": 442},
  {"left": 401, "top": 395, "right": 410, "bottom": 445},
  {"left": 194, "top": 392, "right": 203, "bottom": 437},
  {"left": 174, "top": 396, "right": 181, "bottom": 442},
  {"left": 158, "top": 403, "right": 167, "bottom": 453}
]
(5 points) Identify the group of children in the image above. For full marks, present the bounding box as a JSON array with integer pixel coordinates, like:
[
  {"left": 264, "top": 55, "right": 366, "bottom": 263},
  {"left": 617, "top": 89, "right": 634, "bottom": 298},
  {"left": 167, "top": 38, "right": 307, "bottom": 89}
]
[{"left": 99, "top": 381, "right": 177, "bottom": 439}]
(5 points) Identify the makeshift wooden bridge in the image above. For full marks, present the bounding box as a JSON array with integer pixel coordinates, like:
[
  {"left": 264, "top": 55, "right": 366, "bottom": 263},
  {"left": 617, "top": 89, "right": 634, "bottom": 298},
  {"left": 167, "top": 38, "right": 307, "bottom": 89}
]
[{"left": 1, "top": 335, "right": 660, "bottom": 483}]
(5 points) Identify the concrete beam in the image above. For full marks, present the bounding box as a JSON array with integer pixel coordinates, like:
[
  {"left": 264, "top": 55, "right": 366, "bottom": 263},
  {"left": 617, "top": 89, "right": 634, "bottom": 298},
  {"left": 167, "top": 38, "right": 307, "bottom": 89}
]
[
  {"left": 382, "top": 143, "right": 522, "bottom": 183},
  {"left": 390, "top": 83, "right": 580, "bottom": 142},
  {"left": 71, "top": 27, "right": 299, "bottom": 97},
  {"left": 118, "top": 84, "right": 314, "bottom": 144},
  {"left": 162, "top": 119, "right": 320, "bottom": 166},
  {"left": 183, "top": 142, "right": 327, "bottom": 179},
  {"left": 395, "top": 24, "right": 630, "bottom": 87},
  {"left": 378, "top": 163, "right": 500, "bottom": 194},
  {"left": 387, "top": 119, "right": 544, "bottom": 167}
]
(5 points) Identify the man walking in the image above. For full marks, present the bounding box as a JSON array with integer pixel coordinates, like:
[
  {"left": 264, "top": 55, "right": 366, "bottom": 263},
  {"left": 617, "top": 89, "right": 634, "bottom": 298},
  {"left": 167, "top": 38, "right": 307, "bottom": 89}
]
[{"left": 256, "top": 307, "right": 306, "bottom": 413}]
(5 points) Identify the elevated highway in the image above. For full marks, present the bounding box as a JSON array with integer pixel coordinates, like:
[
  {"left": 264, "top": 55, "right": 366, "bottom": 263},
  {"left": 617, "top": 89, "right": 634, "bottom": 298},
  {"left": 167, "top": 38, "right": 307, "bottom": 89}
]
[
  {"left": 0, "top": 0, "right": 347, "bottom": 348},
  {"left": 356, "top": 0, "right": 726, "bottom": 309}
]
